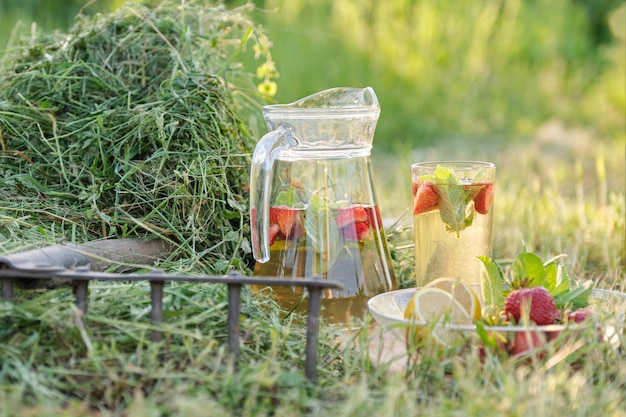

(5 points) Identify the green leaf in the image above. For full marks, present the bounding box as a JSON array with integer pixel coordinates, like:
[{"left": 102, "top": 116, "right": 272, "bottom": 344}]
[
  {"left": 435, "top": 183, "right": 473, "bottom": 237},
  {"left": 478, "top": 255, "right": 505, "bottom": 308},
  {"left": 431, "top": 165, "right": 485, "bottom": 237},
  {"left": 213, "top": 259, "right": 230, "bottom": 273},
  {"left": 543, "top": 254, "right": 570, "bottom": 295},
  {"left": 475, "top": 320, "right": 491, "bottom": 346},
  {"left": 421, "top": 165, "right": 490, "bottom": 237},
  {"left": 475, "top": 320, "right": 506, "bottom": 349},
  {"left": 227, "top": 197, "right": 246, "bottom": 211},
  {"left": 553, "top": 264, "right": 571, "bottom": 295},
  {"left": 511, "top": 252, "right": 545, "bottom": 287},
  {"left": 305, "top": 194, "right": 340, "bottom": 275},
  {"left": 433, "top": 165, "right": 459, "bottom": 184},
  {"left": 223, "top": 231, "right": 239, "bottom": 242},
  {"left": 553, "top": 280, "right": 593, "bottom": 310},
  {"left": 275, "top": 186, "right": 301, "bottom": 206},
  {"left": 570, "top": 282, "right": 593, "bottom": 309},
  {"left": 543, "top": 262, "right": 557, "bottom": 293}
]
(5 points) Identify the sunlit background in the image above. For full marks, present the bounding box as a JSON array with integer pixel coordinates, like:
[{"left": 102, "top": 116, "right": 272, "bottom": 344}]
[
  {"left": 2, "top": 0, "right": 624, "bottom": 150},
  {"left": 1, "top": 0, "right": 624, "bottom": 221}
]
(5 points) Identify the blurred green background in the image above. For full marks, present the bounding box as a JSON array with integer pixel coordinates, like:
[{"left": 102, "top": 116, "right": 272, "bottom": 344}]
[{"left": 1, "top": 0, "right": 624, "bottom": 154}]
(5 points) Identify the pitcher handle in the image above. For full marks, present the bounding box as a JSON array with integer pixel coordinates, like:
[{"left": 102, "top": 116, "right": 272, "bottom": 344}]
[{"left": 250, "top": 126, "right": 296, "bottom": 263}]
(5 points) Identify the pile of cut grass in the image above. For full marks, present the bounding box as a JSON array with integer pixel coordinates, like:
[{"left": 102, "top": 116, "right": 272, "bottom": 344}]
[{"left": 0, "top": 0, "right": 268, "bottom": 274}]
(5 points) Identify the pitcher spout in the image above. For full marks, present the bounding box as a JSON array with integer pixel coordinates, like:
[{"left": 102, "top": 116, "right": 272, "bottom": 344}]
[{"left": 261, "top": 87, "right": 380, "bottom": 152}]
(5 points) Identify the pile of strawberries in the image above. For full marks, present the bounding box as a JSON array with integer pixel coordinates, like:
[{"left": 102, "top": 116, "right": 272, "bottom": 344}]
[{"left": 487, "top": 286, "right": 595, "bottom": 358}]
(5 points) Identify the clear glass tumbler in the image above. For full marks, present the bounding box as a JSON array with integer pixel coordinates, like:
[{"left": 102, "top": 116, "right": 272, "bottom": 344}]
[{"left": 411, "top": 161, "right": 495, "bottom": 286}]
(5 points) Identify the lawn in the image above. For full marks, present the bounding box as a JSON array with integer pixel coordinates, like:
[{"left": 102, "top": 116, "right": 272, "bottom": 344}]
[{"left": 1, "top": 120, "right": 623, "bottom": 417}]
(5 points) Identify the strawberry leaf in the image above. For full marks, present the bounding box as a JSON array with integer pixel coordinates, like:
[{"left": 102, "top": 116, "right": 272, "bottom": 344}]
[
  {"left": 553, "top": 264, "right": 571, "bottom": 295},
  {"left": 511, "top": 252, "right": 545, "bottom": 288},
  {"left": 475, "top": 320, "right": 493, "bottom": 348},
  {"left": 553, "top": 280, "right": 593, "bottom": 310},
  {"left": 478, "top": 255, "right": 505, "bottom": 309},
  {"left": 543, "top": 262, "right": 558, "bottom": 294},
  {"left": 476, "top": 320, "right": 507, "bottom": 348},
  {"left": 543, "top": 253, "right": 570, "bottom": 295}
]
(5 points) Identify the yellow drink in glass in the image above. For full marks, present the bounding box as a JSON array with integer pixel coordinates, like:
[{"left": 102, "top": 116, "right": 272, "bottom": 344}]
[{"left": 411, "top": 161, "right": 495, "bottom": 286}]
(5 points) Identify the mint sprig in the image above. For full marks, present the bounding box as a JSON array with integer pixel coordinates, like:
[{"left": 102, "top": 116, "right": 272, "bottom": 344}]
[{"left": 421, "top": 165, "right": 483, "bottom": 237}]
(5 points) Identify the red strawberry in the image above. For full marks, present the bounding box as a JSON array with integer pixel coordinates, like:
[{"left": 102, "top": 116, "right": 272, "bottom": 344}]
[
  {"left": 508, "top": 330, "right": 546, "bottom": 357},
  {"left": 250, "top": 207, "right": 259, "bottom": 250},
  {"left": 285, "top": 221, "right": 304, "bottom": 240},
  {"left": 269, "top": 206, "right": 300, "bottom": 236},
  {"left": 250, "top": 207, "right": 258, "bottom": 229},
  {"left": 268, "top": 223, "right": 281, "bottom": 246},
  {"left": 412, "top": 182, "right": 438, "bottom": 215},
  {"left": 335, "top": 206, "right": 369, "bottom": 228},
  {"left": 567, "top": 307, "right": 594, "bottom": 324},
  {"left": 364, "top": 205, "right": 383, "bottom": 230},
  {"left": 477, "top": 330, "right": 508, "bottom": 362},
  {"left": 504, "top": 287, "right": 558, "bottom": 325},
  {"left": 339, "top": 222, "right": 370, "bottom": 241},
  {"left": 473, "top": 182, "right": 494, "bottom": 215}
]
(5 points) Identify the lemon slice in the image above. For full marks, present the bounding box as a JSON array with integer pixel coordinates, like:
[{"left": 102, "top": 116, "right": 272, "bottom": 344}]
[
  {"left": 404, "top": 287, "right": 474, "bottom": 324},
  {"left": 403, "top": 278, "right": 481, "bottom": 348},
  {"left": 421, "top": 277, "right": 482, "bottom": 320}
]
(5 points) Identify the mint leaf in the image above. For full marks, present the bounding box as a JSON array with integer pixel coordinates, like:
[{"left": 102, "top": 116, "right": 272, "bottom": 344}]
[
  {"left": 421, "top": 165, "right": 493, "bottom": 237},
  {"left": 433, "top": 165, "right": 459, "bottom": 184},
  {"left": 478, "top": 255, "right": 505, "bottom": 309},
  {"left": 430, "top": 165, "right": 483, "bottom": 237},
  {"left": 275, "top": 186, "right": 302, "bottom": 207},
  {"left": 435, "top": 183, "right": 474, "bottom": 237},
  {"left": 305, "top": 194, "right": 340, "bottom": 275},
  {"left": 328, "top": 200, "right": 350, "bottom": 210}
]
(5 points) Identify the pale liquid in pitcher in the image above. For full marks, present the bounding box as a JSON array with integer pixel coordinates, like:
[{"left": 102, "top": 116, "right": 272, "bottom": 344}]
[
  {"left": 253, "top": 204, "right": 397, "bottom": 324},
  {"left": 413, "top": 183, "right": 494, "bottom": 286}
]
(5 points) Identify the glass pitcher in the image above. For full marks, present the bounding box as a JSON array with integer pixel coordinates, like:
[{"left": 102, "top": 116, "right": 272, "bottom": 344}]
[{"left": 249, "top": 87, "right": 397, "bottom": 324}]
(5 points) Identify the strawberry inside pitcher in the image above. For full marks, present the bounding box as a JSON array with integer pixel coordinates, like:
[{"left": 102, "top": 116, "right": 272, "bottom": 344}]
[
  {"left": 267, "top": 204, "right": 383, "bottom": 246},
  {"left": 253, "top": 202, "right": 395, "bottom": 324}
]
